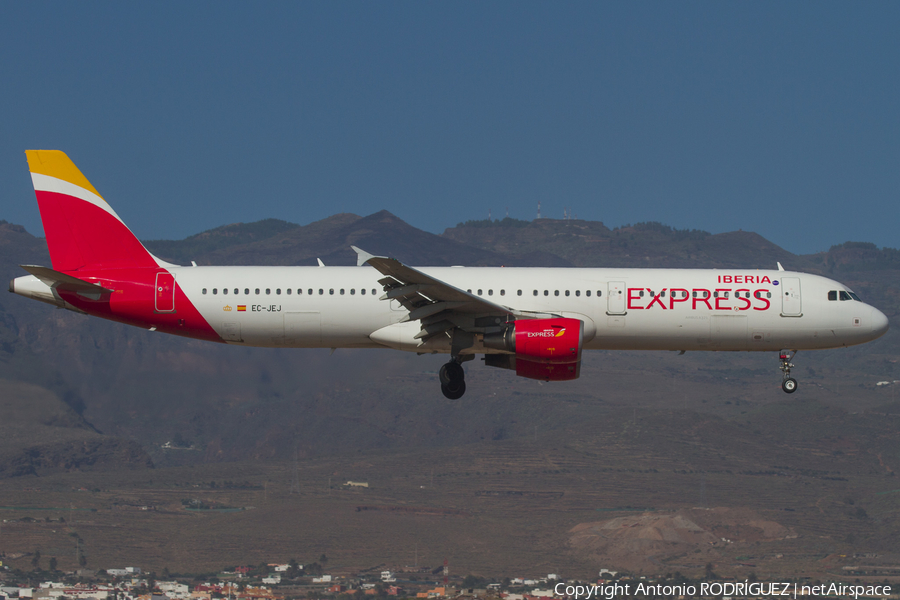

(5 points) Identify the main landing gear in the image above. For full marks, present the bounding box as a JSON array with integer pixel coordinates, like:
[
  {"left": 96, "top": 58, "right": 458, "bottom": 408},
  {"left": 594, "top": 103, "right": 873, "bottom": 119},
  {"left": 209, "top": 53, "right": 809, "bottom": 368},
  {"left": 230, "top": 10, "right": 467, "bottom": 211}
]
[
  {"left": 779, "top": 350, "right": 798, "bottom": 394},
  {"left": 440, "top": 359, "right": 466, "bottom": 399}
]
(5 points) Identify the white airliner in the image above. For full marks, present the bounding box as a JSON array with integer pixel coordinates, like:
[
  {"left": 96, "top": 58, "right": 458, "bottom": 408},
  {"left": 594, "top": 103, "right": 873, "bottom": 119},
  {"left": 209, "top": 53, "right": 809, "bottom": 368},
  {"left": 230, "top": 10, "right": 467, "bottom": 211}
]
[{"left": 10, "top": 151, "right": 889, "bottom": 398}]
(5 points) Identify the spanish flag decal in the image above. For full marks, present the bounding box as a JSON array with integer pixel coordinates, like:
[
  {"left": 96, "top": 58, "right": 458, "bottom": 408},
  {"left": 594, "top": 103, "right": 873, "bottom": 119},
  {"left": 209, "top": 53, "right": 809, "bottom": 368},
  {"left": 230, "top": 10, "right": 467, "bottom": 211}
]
[{"left": 237, "top": 305, "right": 246, "bottom": 312}]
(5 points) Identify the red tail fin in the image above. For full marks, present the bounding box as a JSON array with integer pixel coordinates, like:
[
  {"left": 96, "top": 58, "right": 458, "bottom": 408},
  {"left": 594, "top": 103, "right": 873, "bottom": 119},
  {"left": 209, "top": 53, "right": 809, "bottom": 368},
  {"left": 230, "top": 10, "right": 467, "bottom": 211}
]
[{"left": 26, "top": 150, "right": 160, "bottom": 272}]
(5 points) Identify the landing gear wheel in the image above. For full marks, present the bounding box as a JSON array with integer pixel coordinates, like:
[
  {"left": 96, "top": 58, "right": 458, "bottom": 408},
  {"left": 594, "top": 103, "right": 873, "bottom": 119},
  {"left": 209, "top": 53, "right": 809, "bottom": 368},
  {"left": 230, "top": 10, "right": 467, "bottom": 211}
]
[
  {"left": 441, "top": 379, "right": 466, "bottom": 400},
  {"left": 439, "top": 359, "right": 466, "bottom": 398},
  {"left": 439, "top": 362, "right": 465, "bottom": 385},
  {"left": 778, "top": 350, "right": 798, "bottom": 394}
]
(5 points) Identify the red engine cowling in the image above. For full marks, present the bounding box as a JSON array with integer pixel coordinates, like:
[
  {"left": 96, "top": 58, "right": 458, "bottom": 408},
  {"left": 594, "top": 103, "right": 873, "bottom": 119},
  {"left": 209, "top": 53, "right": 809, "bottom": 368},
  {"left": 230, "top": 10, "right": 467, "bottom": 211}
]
[
  {"left": 483, "top": 317, "right": 583, "bottom": 381},
  {"left": 513, "top": 358, "right": 581, "bottom": 382}
]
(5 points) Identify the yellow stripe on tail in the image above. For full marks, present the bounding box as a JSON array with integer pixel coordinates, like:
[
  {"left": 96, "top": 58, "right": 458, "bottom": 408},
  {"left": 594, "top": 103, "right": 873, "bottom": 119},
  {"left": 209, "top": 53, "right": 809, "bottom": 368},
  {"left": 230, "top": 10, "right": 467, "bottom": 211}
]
[{"left": 25, "top": 150, "right": 104, "bottom": 200}]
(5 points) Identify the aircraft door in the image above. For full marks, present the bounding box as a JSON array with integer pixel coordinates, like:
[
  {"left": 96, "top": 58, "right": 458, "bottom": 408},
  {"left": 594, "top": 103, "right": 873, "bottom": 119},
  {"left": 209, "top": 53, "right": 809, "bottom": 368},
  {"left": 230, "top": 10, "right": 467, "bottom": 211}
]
[
  {"left": 607, "top": 281, "right": 626, "bottom": 315},
  {"left": 155, "top": 272, "right": 175, "bottom": 313},
  {"left": 781, "top": 277, "right": 802, "bottom": 316}
]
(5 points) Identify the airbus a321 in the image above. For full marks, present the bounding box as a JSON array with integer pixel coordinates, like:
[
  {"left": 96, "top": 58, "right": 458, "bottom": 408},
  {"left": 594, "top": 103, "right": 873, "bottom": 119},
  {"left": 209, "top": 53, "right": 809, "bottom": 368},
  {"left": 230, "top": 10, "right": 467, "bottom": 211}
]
[{"left": 10, "top": 151, "right": 890, "bottom": 398}]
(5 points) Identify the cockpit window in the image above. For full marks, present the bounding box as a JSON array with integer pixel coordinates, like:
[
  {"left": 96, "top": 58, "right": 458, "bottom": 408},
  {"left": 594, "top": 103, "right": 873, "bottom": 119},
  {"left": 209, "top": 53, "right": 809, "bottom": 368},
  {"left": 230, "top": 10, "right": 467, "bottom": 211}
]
[
  {"left": 839, "top": 291, "right": 852, "bottom": 301},
  {"left": 849, "top": 292, "right": 861, "bottom": 301},
  {"left": 828, "top": 291, "right": 837, "bottom": 301}
]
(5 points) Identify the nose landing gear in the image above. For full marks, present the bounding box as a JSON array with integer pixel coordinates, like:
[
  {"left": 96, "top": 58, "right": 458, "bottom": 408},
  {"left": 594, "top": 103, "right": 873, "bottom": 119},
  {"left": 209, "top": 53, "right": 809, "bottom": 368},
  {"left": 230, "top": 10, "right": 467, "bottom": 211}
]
[
  {"left": 779, "top": 350, "right": 798, "bottom": 393},
  {"left": 439, "top": 359, "right": 466, "bottom": 399}
]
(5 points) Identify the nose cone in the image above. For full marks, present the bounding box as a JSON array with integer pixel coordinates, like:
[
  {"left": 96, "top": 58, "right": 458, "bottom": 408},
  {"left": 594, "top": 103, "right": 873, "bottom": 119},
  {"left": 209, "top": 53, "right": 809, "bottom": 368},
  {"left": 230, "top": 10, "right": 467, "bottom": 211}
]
[{"left": 871, "top": 307, "right": 889, "bottom": 339}]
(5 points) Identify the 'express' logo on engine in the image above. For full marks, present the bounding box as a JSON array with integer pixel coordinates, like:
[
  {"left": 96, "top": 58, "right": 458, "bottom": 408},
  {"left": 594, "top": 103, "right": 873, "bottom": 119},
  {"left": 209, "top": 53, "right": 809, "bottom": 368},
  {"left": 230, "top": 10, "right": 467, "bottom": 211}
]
[{"left": 525, "top": 328, "right": 566, "bottom": 338}]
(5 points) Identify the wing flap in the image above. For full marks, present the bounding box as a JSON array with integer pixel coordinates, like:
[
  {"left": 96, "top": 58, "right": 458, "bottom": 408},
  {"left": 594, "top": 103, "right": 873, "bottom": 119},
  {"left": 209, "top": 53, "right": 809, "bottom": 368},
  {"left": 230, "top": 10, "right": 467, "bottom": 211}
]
[{"left": 353, "top": 246, "right": 512, "bottom": 317}]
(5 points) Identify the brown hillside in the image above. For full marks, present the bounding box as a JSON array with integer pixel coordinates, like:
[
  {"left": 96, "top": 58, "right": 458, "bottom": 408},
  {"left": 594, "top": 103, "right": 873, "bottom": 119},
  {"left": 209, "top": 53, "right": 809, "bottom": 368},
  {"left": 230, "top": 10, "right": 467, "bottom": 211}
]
[{"left": 0, "top": 380, "right": 152, "bottom": 477}]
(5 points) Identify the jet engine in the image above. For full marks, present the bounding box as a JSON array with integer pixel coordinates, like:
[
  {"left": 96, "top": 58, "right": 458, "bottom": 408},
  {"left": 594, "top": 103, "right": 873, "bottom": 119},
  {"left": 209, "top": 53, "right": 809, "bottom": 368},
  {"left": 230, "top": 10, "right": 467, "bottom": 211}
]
[{"left": 482, "top": 317, "right": 583, "bottom": 381}]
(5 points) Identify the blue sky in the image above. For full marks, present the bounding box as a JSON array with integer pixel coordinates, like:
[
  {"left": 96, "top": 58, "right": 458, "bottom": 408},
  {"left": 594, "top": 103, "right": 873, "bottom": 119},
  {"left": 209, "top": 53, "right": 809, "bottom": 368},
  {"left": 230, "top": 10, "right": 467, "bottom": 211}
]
[{"left": 1, "top": 2, "right": 897, "bottom": 255}]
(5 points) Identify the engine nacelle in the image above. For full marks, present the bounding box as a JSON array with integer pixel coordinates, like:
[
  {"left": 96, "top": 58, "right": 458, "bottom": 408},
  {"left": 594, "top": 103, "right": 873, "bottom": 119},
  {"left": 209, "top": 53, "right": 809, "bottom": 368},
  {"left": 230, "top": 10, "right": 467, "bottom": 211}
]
[{"left": 483, "top": 317, "right": 583, "bottom": 381}]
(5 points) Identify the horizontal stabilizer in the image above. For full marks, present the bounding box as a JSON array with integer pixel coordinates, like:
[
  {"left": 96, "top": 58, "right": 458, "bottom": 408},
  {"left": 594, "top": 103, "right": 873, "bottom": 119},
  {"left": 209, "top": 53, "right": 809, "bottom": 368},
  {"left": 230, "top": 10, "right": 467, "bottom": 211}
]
[{"left": 20, "top": 265, "right": 114, "bottom": 293}]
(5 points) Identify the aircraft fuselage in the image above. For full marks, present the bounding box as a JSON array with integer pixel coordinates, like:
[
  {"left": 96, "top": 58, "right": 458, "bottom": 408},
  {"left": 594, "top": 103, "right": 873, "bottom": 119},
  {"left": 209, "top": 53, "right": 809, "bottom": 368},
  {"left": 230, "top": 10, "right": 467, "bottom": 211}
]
[{"left": 13, "top": 265, "right": 887, "bottom": 354}]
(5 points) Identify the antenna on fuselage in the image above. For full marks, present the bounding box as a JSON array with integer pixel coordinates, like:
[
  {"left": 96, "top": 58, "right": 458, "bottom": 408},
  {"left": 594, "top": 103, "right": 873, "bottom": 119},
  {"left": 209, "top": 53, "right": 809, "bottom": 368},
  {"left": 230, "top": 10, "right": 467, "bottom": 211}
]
[{"left": 776, "top": 262, "right": 785, "bottom": 271}]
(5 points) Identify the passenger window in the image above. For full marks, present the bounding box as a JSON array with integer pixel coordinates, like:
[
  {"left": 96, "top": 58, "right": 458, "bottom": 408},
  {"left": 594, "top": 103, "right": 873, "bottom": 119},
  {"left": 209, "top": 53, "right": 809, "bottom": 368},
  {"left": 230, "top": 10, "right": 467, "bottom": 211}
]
[
  {"left": 319, "top": 289, "right": 324, "bottom": 295},
  {"left": 350, "top": 289, "right": 355, "bottom": 295},
  {"left": 360, "top": 289, "right": 365, "bottom": 295},
  {"left": 766, "top": 292, "right": 771, "bottom": 298},
  {"left": 329, "top": 289, "right": 334, "bottom": 295},
  {"left": 500, "top": 289, "right": 505, "bottom": 296},
  {"left": 255, "top": 288, "right": 260, "bottom": 295},
  {"left": 661, "top": 291, "right": 666, "bottom": 297},
  {"left": 639, "top": 291, "right": 645, "bottom": 297},
  {"left": 372, "top": 289, "right": 377, "bottom": 295},
  {"left": 308, "top": 289, "right": 313, "bottom": 295},
  {"left": 692, "top": 291, "right": 697, "bottom": 298},
  {"left": 533, "top": 290, "right": 538, "bottom": 296},
  {"left": 586, "top": 290, "right": 591, "bottom": 297},
  {"left": 213, "top": 288, "right": 218, "bottom": 295},
  {"left": 517, "top": 290, "right": 523, "bottom": 296},
  {"left": 276, "top": 289, "right": 281, "bottom": 295},
  {"left": 202, "top": 288, "right": 207, "bottom": 295},
  {"left": 245, "top": 288, "right": 250, "bottom": 295},
  {"left": 488, "top": 289, "right": 493, "bottom": 296},
  {"left": 565, "top": 290, "right": 570, "bottom": 297},
  {"left": 340, "top": 289, "right": 345, "bottom": 295},
  {"left": 287, "top": 289, "right": 291, "bottom": 295},
  {"left": 828, "top": 291, "right": 837, "bottom": 301},
  {"left": 554, "top": 290, "right": 559, "bottom": 297},
  {"left": 233, "top": 288, "right": 238, "bottom": 295},
  {"left": 477, "top": 289, "right": 483, "bottom": 296},
  {"left": 266, "top": 289, "right": 271, "bottom": 295},
  {"left": 713, "top": 292, "right": 718, "bottom": 298},
  {"left": 223, "top": 288, "right": 228, "bottom": 295},
  {"left": 597, "top": 290, "right": 602, "bottom": 297},
  {"left": 575, "top": 290, "right": 580, "bottom": 297},
  {"left": 840, "top": 291, "right": 852, "bottom": 301},
  {"left": 467, "top": 289, "right": 472, "bottom": 294}
]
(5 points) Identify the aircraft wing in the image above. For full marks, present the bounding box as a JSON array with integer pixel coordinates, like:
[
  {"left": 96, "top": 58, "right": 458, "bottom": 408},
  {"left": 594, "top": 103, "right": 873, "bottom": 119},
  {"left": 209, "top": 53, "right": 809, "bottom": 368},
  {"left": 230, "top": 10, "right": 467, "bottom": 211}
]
[{"left": 352, "top": 246, "right": 513, "bottom": 342}]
